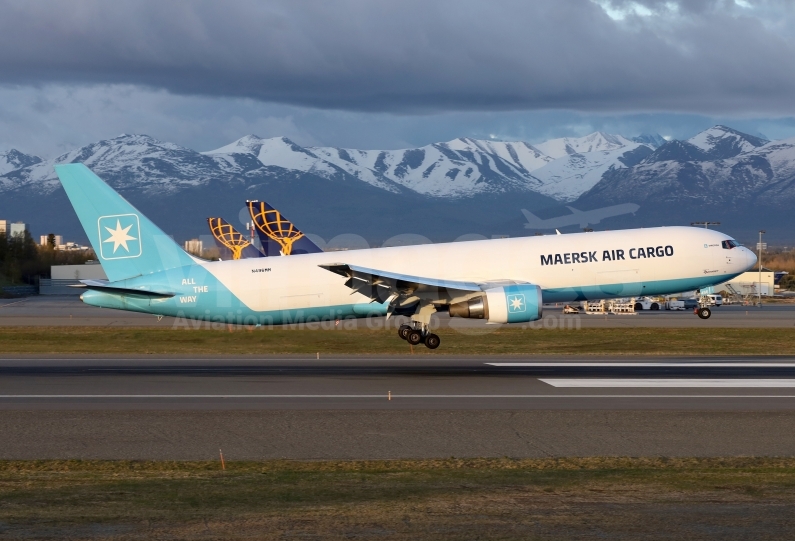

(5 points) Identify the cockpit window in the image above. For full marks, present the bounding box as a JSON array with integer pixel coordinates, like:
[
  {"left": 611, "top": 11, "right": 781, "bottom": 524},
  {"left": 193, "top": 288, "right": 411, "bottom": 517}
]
[{"left": 722, "top": 240, "right": 738, "bottom": 249}]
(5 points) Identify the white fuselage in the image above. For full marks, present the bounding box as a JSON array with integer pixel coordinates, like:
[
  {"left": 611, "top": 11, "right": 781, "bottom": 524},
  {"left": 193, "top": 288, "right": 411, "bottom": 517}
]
[{"left": 198, "top": 226, "right": 755, "bottom": 312}]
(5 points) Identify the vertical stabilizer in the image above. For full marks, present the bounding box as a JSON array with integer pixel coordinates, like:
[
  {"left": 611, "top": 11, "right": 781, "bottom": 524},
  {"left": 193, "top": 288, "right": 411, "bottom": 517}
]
[
  {"left": 247, "top": 200, "right": 323, "bottom": 255},
  {"left": 54, "top": 163, "right": 195, "bottom": 281},
  {"left": 207, "top": 217, "right": 265, "bottom": 260}
]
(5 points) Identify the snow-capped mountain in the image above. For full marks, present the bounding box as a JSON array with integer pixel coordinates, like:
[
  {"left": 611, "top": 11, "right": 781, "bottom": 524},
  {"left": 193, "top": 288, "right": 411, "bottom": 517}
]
[
  {"left": 0, "top": 133, "right": 560, "bottom": 242},
  {"left": 2, "top": 131, "right": 649, "bottom": 203},
  {"left": 0, "top": 149, "right": 41, "bottom": 176},
  {"left": 577, "top": 127, "right": 795, "bottom": 229},
  {"left": 204, "top": 132, "right": 648, "bottom": 201},
  {"left": 206, "top": 135, "right": 551, "bottom": 198},
  {"left": 534, "top": 132, "right": 636, "bottom": 159},
  {"left": 2, "top": 125, "right": 793, "bottom": 242},
  {"left": 205, "top": 136, "right": 408, "bottom": 194},
  {"left": 0, "top": 134, "right": 241, "bottom": 196},
  {"left": 686, "top": 125, "right": 768, "bottom": 160},
  {"left": 631, "top": 134, "right": 667, "bottom": 148}
]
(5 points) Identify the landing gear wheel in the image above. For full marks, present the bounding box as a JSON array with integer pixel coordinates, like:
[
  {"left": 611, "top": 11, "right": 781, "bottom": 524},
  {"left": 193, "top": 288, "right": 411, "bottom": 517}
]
[
  {"left": 398, "top": 324, "right": 412, "bottom": 340},
  {"left": 424, "top": 333, "right": 441, "bottom": 349},
  {"left": 407, "top": 330, "right": 424, "bottom": 345},
  {"left": 697, "top": 307, "right": 711, "bottom": 319}
]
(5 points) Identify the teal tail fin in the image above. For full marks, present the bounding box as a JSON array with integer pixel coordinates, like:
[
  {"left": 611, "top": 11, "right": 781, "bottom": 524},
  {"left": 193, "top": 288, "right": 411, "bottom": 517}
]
[{"left": 54, "top": 163, "right": 196, "bottom": 282}]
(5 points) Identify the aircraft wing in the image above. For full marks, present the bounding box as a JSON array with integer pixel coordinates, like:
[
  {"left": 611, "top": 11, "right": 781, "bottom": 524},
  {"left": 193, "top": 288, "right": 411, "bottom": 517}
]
[{"left": 319, "top": 263, "right": 483, "bottom": 307}]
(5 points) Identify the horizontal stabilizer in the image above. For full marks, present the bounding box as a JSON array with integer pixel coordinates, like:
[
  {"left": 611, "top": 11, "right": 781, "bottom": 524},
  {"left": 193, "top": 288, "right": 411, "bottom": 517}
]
[{"left": 72, "top": 279, "right": 176, "bottom": 298}]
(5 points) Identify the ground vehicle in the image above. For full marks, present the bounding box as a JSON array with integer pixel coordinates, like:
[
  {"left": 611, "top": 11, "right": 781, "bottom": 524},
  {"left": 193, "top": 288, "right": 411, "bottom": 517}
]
[
  {"left": 665, "top": 300, "right": 685, "bottom": 310},
  {"left": 682, "top": 298, "right": 699, "bottom": 309},
  {"left": 701, "top": 294, "right": 723, "bottom": 307},
  {"left": 562, "top": 304, "right": 580, "bottom": 314},
  {"left": 633, "top": 297, "right": 661, "bottom": 311}
]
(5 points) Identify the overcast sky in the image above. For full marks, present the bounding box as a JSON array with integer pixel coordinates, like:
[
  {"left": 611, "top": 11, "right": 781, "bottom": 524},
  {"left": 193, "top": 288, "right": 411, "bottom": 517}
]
[{"left": 2, "top": 0, "right": 795, "bottom": 157}]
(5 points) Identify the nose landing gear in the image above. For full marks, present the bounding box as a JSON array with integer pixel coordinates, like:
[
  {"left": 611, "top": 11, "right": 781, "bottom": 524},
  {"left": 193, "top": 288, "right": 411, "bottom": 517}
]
[
  {"left": 398, "top": 323, "right": 440, "bottom": 349},
  {"left": 695, "top": 306, "right": 711, "bottom": 319}
]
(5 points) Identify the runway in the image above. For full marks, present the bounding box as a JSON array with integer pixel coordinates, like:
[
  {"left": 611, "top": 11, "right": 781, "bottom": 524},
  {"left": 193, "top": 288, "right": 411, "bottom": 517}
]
[
  {"left": 3, "top": 355, "right": 795, "bottom": 410},
  {"left": 5, "top": 355, "right": 795, "bottom": 460}
]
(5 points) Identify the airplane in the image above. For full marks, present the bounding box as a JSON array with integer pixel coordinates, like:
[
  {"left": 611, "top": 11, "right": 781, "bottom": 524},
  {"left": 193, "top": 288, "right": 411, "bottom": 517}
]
[
  {"left": 207, "top": 217, "right": 265, "bottom": 260},
  {"left": 522, "top": 204, "right": 640, "bottom": 230},
  {"left": 56, "top": 163, "right": 756, "bottom": 350}
]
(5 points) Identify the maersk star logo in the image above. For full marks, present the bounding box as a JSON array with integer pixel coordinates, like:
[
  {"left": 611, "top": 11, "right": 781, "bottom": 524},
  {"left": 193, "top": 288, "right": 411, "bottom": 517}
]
[
  {"left": 507, "top": 293, "right": 526, "bottom": 313},
  {"left": 97, "top": 214, "right": 142, "bottom": 260}
]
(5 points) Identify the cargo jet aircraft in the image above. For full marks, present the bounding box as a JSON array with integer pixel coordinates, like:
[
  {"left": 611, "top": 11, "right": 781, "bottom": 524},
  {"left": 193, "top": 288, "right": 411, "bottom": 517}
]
[{"left": 56, "top": 164, "right": 757, "bottom": 350}]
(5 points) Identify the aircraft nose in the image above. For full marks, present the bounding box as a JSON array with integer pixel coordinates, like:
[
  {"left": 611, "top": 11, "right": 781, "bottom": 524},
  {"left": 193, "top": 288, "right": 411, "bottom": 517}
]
[{"left": 745, "top": 247, "right": 757, "bottom": 270}]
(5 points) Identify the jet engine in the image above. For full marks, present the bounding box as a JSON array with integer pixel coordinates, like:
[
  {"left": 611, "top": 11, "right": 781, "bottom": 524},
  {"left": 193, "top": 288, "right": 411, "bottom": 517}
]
[{"left": 448, "top": 284, "right": 542, "bottom": 324}]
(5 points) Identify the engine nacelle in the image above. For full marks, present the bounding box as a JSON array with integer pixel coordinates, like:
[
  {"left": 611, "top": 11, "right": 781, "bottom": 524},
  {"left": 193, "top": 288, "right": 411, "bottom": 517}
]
[{"left": 448, "top": 284, "right": 542, "bottom": 324}]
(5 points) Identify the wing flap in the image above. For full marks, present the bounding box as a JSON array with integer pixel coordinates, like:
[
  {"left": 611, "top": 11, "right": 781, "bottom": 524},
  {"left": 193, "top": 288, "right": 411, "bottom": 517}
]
[
  {"left": 319, "top": 263, "right": 483, "bottom": 299},
  {"left": 320, "top": 263, "right": 483, "bottom": 291}
]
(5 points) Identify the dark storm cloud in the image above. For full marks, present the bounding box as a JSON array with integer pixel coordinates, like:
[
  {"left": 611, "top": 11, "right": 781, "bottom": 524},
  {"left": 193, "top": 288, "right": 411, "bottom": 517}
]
[{"left": 0, "top": 0, "right": 794, "bottom": 114}]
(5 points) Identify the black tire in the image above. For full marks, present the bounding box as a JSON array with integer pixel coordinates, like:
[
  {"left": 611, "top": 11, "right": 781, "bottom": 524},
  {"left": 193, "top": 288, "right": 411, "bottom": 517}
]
[
  {"left": 407, "top": 330, "right": 423, "bottom": 345},
  {"left": 651, "top": 303, "right": 659, "bottom": 311},
  {"left": 634, "top": 303, "right": 643, "bottom": 311},
  {"left": 424, "top": 333, "right": 441, "bottom": 349},
  {"left": 697, "top": 307, "right": 711, "bottom": 319},
  {"left": 398, "top": 324, "right": 412, "bottom": 340}
]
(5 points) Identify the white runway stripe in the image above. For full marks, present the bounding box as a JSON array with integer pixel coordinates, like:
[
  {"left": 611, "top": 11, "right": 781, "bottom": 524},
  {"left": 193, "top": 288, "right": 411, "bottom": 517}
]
[
  {"left": 1, "top": 393, "right": 795, "bottom": 398},
  {"left": 489, "top": 363, "right": 795, "bottom": 368},
  {"left": 541, "top": 379, "right": 795, "bottom": 388}
]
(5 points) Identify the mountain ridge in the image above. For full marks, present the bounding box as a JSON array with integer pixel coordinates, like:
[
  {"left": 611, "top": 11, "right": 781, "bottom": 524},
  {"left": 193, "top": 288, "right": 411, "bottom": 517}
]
[{"left": 1, "top": 125, "right": 794, "bottom": 243}]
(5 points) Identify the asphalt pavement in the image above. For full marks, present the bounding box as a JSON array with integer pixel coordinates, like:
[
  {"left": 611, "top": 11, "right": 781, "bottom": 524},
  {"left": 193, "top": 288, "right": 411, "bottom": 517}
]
[
  {"left": 3, "top": 355, "right": 795, "bottom": 410},
  {"left": 3, "top": 355, "right": 795, "bottom": 459}
]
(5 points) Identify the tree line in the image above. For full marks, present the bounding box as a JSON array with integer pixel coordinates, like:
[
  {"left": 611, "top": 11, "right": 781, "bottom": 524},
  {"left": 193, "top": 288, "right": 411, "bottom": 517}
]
[{"left": 0, "top": 231, "right": 94, "bottom": 285}]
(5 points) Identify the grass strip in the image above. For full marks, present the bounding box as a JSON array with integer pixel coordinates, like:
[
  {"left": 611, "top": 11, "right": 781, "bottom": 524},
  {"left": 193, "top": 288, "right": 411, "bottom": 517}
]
[
  {"left": 2, "top": 457, "right": 795, "bottom": 540},
  {"left": 0, "top": 326, "right": 793, "bottom": 355}
]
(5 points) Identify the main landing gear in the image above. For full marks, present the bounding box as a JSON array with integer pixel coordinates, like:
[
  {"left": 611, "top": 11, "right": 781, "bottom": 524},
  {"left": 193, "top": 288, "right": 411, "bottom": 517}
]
[{"left": 398, "top": 324, "right": 440, "bottom": 349}]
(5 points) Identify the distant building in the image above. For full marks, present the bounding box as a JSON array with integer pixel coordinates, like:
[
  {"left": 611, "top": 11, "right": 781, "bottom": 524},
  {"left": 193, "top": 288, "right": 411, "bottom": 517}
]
[
  {"left": 40, "top": 234, "right": 64, "bottom": 247},
  {"left": 184, "top": 238, "right": 203, "bottom": 255},
  {"left": 50, "top": 262, "right": 108, "bottom": 280},
  {"left": 41, "top": 261, "right": 108, "bottom": 295},
  {"left": 715, "top": 270, "right": 776, "bottom": 297},
  {"left": 9, "top": 222, "right": 27, "bottom": 238},
  {"left": 0, "top": 220, "right": 6, "bottom": 235},
  {"left": 59, "top": 242, "right": 91, "bottom": 251}
]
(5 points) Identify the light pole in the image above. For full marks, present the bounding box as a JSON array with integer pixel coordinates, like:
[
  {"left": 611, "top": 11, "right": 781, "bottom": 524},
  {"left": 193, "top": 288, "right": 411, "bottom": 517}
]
[{"left": 758, "top": 230, "right": 766, "bottom": 307}]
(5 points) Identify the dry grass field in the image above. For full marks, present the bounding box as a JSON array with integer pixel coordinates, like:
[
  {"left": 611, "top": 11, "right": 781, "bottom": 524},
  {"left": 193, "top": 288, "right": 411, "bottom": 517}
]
[{"left": 1, "top": 458, "right": 795, "bottom": 540}]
